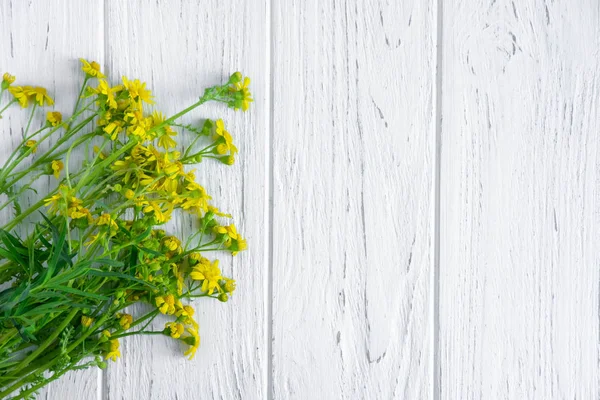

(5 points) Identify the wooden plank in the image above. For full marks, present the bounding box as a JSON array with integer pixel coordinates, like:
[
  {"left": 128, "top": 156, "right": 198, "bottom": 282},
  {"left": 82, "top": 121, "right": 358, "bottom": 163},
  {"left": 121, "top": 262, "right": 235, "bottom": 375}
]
[
  {"left": 105, "top": 1, "right": 267, "bottom": 398},
  {"left": 0, "top": 1, "right": 103, "bottom": 399},
  {"left": 439, "top": 1, "right": 600, "bottom": 398},
  {"left": 271, "top": 0, "right": 436, "bottom": 398}
]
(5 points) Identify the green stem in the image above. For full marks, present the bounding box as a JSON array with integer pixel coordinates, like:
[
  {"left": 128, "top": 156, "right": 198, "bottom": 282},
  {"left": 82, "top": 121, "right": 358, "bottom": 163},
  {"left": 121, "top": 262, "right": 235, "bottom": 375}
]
[
  {"left": 0, "top": 171, "right": 45, "bottom": 213},
  {"left": 10, "top": 309, "right": 78, "bottom": 375},
  {"left": 23, "top": 104, "right": 38, "bottom": 139},
  {"left": 0, "top": 99, "right": 16, "bottom": 116},
  {"left": 0, "top": 112, "right": 96, "bottom": 191},
  {"left": 113, "top": 330, "right": 163, "bottom": 339},
  {"left": 1, "top": 197, "right": 48, "bottom": 231},
  {"left": 70, "top": 77, "right": 89, "bottom": 126}
]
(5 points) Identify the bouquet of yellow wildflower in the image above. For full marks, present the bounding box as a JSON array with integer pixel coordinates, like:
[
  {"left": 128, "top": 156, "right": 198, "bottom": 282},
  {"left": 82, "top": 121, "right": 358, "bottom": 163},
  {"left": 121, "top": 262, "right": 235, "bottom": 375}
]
[{"left": 0, "top": 60, "right": 251, "bottom": 399}]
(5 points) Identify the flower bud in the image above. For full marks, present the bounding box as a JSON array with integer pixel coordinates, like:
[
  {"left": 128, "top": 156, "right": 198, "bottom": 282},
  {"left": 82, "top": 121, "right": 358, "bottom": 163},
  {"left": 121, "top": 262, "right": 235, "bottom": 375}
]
[
  {"left": 229, "top": 72, "right": 242, "bottom": 84},
  {"left": 123, "top": 189, "right": 135, "bottom": 199},
  {"left": 218, "top": 155, "right": 235, "bottom": 166},
  {"left": 1, "top": 73, "right": 15, "bottom": 89}
]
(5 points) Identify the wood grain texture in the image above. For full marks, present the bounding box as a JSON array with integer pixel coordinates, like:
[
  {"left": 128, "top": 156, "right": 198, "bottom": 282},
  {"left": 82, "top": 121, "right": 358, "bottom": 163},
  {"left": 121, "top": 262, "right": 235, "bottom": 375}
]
[
  {"left": 0, "top": 1, "right": 103, "bottom": 399},
  {"left": 104, "top": 1, "right": 267, "bottom": 399},
  {"left": 439, "top": 1, "right": 600, "bottom": 398},
  {"left": 271, "top": 0, "right": 436, "bottom": 398}
]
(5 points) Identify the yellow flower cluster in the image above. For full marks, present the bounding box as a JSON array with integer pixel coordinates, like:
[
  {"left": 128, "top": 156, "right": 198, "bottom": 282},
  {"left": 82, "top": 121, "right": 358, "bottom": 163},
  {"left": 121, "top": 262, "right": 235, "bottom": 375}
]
[
  {"left": 23, "top": 59, "right": 251, "bottom": 364},
  {"left": 8, "top": 85, "right": 54, "bottom": 107},
  {"left": 188, "top": 254, "right": 237, "bottom": 300},
  {"left": 44, "top": 185, "right": 90, "bottom": 222},
  {"left": 228, "top": 72, "right": 253, "bottom": 111}
]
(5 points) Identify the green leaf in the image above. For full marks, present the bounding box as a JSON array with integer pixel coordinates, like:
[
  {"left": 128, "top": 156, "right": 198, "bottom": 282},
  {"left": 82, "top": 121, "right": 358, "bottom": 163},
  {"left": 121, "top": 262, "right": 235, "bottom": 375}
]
[
  {"left": 46, "top": 285, "right": 109, "bottom": 301},
  {"left": 87, "top": 270, "right": 156, "bottom": 289}
]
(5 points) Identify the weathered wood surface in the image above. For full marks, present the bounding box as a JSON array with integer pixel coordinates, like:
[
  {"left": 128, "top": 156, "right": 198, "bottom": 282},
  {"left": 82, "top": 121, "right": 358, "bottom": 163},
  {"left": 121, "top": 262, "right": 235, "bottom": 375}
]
[
  {"left": 270, "top": 0, "right": 435, "bottom": 399},
  {"left": 439, "top": 1, "right": 600, "bottom": 398},
  {"left": 104, "top": 1, "right": 268, "bottom": 399},
  {"left": 0, "top": 1, "right": 104, "bottom": 399},
  {"left": 1, "top": 0, "right": 599, "bottom": 399}
]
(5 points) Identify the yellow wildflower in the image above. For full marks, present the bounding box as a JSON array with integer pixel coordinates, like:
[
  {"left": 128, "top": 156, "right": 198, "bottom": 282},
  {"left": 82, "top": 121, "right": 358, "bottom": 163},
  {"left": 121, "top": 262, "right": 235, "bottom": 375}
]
[
  {"left": 162, "top": 236, "right": 180, "bottom": 252},
  {"left": 118, "top": 313, "right": 133, "bottom": 330},
  {"left": 176, "top": 305, "right": 195, "bottom": 318},
  {"left": 217, "top": 155, "right": 235, "bottom": 165},
  {"left": 225, "top": 224, "right": 239, "bottom": 240},
  {"left": 25, "top": 140, "right": 37, "bottom": 153},
  {"left": 155, "top": 294, "right": 176, "bottom": 314},
  {"left": 8, "top": 86, "right": 30, "bottom": 108},
  {"left": 79, "top": 58, "right": 105, "bottom": 78},
  {"left": 97, "top": 213, "right": 118, "bottom": 234},
  {"left": 190, "top": 259, "right": 223, "bottom": 295},
  {"left": 26, "top": 86, "right": 54, "bottom": 106},
  {"left": 2, "top": 72, "right": 15, "bottom": 89},
  {"left": 93, "top": 80, "right": 121, "bottom": 109},
  {"left": 229, "top": 74, "right": 253, "bottom": 111},
  {"left": 165, "top": 322, "right": 185, "bottom": 339},
  {"left": 143, "top": 201, "right": 173, "bottom": 224},
  {"left": 123, "top": 189, "right": 135, "bottom": 199},
  {"left": 188, "top": 252, "right": 202, "bottom": 265},
  {"left": 223, "top": 278, "right": 236, "bottom": 294},
  {"left": 81, "top": 315, "right": 94, "bottom": 328},
  {"left": 93, "top": 145, "right": 107, "bottom": 160},
  {"left": 214, "top": 119, "right": 238, "bottom": 155},
  {"left": 46, "top": 111, "right": 62, "bottom": 127},
  {"left": 104, "top": 119, "right": 125, "bottom": 140},
  {"left": 233, "top": 238, "right": 247, "bottom": 256},
  {"left": 84, "top": 233, "right": 100, "bottom": 247},
  {"left": 100, "top": 330, "right": 111, "bottom": 343},
  {"left": 105, "top": 339, "right": 121, "bottom": 361},
  {"left": 67, "top": 204, "right": 92, "bottom": 221},
  {"left": 51, "top": 160, "right": 63, "bottom": 179},
  {"left": 122, "top": 76, "right": 154, "bottom": 104},
  {"left": 183, "top": 327, "right": 200, "bottom": 359},
  {"left": 158, "top": 129, "right": 177, "bottom": 149},
  {"left": 207, "top": 205, "right": 232, "bottom": 218},
  {"left": 152, "top": 111, "right": 178, "bottom": 150},
  {"left": 44, "top": 193, "right": 62, "bottom": 212}
]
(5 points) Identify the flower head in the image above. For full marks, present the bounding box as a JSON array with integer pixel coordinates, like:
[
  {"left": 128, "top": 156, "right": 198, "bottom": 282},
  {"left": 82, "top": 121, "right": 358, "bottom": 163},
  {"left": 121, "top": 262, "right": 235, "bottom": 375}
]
[
  {"left": 8, "top": 86, "right": 30, "bottom": 108},
  {"left": 190, "top": 259, "right": 223, "bottom": 295},
  {"left": 105, "top": 339, "right": 121, "bottom": 361},
  {"left": 165, "top": 322, "right": 185, "bottom": 339},
  {"left": 155, "top": 294, "right": 176, "bottom": 314},
  {"left": 122, "top": 76, "right": 154, "bottom": 105},
  {"left": 25, "top": 140, "right": 37, "bottom": 154},
  {"left": 80, "top": 58, "right": 105, "bottom": 78},
  {"left": 223, "top": 278, "right": 236, "bottom": 294},
  {"left": 27, "top": 86, "right": 54, "bottom": 106},
  {"left": 214, "top": 119, "right": 238, "bottom": 155},
  {"left": 229, "top": 73, "right": 253, "bottom": 111},
  {"left": 2, "top": 72, "right": 15, "bottom": 89},
  {"left": 81, "top": 315, "right": 94, "bottom": 328},
  {"left": 118, "top": 313, "right": 133, "bottom": 330},
  {"left": 182, "top": 327, "right": 200, "bottom": 359},
  {"left": 47, "top": 111, "right": 62, "bottom": 127},
  {"left": 51, "top": 160, "right": 64, "bottom": 179}
]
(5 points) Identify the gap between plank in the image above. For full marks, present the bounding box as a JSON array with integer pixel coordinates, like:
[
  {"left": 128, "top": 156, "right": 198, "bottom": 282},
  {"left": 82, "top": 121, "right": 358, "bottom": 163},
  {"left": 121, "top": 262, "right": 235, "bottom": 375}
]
[
  {"left": 99, "top": 0, "right": 109, "bottom": 399},
  {"left": 264, "top": 0, "right": 275, "bottom": 399},
  {"left": 431, "top": 0, "right": 443, "bottom": 398}
]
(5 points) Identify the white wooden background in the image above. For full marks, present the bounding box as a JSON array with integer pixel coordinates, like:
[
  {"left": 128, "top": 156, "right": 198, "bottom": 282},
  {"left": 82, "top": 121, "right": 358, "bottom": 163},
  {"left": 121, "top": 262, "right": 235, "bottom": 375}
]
[{"left": 0, "top": 0, "right": 599, "bottom": 399}]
